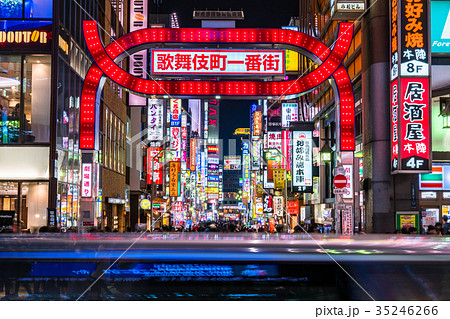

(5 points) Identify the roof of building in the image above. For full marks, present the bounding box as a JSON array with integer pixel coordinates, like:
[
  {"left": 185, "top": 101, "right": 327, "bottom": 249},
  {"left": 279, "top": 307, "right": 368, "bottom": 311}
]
[{"left": 193, "top": 10, "right": 244, "bottom": 20}]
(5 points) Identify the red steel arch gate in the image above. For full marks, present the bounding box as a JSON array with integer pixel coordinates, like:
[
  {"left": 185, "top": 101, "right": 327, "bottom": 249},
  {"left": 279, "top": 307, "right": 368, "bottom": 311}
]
[{"left": 80, "top": 21, "right": 355, "bottom": 151}]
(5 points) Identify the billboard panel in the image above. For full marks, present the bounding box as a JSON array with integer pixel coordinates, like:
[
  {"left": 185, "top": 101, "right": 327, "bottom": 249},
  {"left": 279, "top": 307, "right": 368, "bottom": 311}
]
[
  {"left": 129, "top": 0, "right": 148, "bottom": 106},
  {"left": 148, "top": 99, "right": 164, "bottom": 141},
  {"left": 224, "top": 156, "right": 241, "bottom": 170},
  {"left": 169, "top": 161, "right": 180, "bottom": 197},
  {"left": 282, "top": 103, "right": 298, "bottom": 128},
  {"left": 292, "top": 130, "right": 313, "bottom": 192},
  {"left": 170, "top": 99, "right": 182, "bottom": 127}
]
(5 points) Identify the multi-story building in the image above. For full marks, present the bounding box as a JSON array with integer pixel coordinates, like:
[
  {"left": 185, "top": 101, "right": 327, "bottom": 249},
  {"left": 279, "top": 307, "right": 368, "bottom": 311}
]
[{"left": 296, "top": 0, "right": 446, "bottom": 233}]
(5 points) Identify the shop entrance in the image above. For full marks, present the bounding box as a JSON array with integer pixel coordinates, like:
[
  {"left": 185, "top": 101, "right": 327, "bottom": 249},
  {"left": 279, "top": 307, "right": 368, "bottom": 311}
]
[
  {"left": 0, "top": 181, "right": 48, "bottom": 233},
  {"left": 420, "top": 207, "right": 439, "bottom": 233}
]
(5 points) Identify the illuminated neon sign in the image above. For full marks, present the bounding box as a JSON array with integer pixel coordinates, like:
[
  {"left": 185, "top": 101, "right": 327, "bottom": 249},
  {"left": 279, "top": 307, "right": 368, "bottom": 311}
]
[{"left": 81, "top": 21, "right": 355, "bottom": 150}]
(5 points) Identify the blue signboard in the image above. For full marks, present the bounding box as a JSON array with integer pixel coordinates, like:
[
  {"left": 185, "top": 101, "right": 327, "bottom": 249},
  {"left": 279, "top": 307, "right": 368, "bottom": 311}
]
[
  {"left": 0, "top": 0, "right": 53, "bottom": 19},
  {"left": 207, "top": 175, "right": 219, "bottom": 182},
  {"left": 431, "top": 1, "right": 450, "bottom": 53}
]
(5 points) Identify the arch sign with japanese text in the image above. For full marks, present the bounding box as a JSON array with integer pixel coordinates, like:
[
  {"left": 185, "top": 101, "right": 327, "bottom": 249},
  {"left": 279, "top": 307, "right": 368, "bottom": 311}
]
[{"left": 80, "top": 21, "right": 355, "bottom": 150}]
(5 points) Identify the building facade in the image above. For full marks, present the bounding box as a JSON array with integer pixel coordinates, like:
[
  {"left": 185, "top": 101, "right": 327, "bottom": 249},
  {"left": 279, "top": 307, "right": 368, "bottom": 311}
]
[{"left": 0, "top": 0, "right": 127, "bottom": 232}]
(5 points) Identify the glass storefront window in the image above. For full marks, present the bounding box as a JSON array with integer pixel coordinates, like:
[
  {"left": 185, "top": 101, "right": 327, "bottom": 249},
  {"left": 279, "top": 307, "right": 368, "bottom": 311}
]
[
  {"left": 0, "top": 0, "right": 52, "bottom": 19},
  {"left": 0, "top": 181, "right": 48, "bottom": 232},
  {"left": 0, "top": 54, "right": 50, "bottom": 144},
  {"left": 0, "top": 55, "right": 21, "bottom": 144},
  {"left": 0, "top": 182, "right": 18, "bottom": 231},
  {"left": 0, "top": 0, "right": 23, "bottom": 19},
  {"left": 23, "top": 54, "right": 51, "bottom": 143},
  {"left": 25, "top": 0, "right": 53, "bottom": 19}
]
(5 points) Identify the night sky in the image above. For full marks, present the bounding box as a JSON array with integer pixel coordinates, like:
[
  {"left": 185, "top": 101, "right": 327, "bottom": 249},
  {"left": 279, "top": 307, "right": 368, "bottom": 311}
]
[{"left": 151, "top": 0, "right": 300, "bottom": 155}]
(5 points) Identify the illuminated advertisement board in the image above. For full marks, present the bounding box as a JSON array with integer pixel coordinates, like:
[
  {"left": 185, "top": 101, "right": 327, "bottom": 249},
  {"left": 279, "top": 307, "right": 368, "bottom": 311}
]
[
  {"left": 392, "top": 78, "right": 431, "bottom": 172},
  {"left": 390, "top": 0, "right": 431, "bottom": 173},
  {"left": 252, "top": 111, "right": 262, "bottom": 137},
  {"left": 399, "top": 0, "right": 429, "bottom": 77},
  {"left": 391, "top": 81, "right": 400, "bottom": 171},
  {"left": 273, "top": 196, "right": 284, "bottom": 217},
  {"left": 234, "top": 128, "right": 250, "bottom": 135},
  {"left": 170, "top": 127, "right": 181, "bottom": 161},
  {"left": 147, "top": 147, "right": 163, "bottom": 185},
  {"left": 342, "top": 164, "right": 353, "bottom": 199},
  {"left": 273, "top": 169, "right": 286, "bottom": 189},
  {"left": 0, "top": 21, "right": 52, "bottom": 51},
  {"left": 282, "top": 130, "right": 292, "bottom": 171},
  {"left": 263, "top": 194, "right": 273, "bottom": 214},
  {"left": 151, "top": 49, "right": 285, "bottom": 75},
  {"left": 251, "top": 140, "right": 261, "bottom": 171},
  {"left": 399, "top": 78, "right": 430, "bottom": 171},
  {"left": 190, "top": 138, "right": 196, "bottom": 171},
  {"left": 208, "top": 99, "right": 219, "bottom": 142},
  {"left": 282, "top": 103, "right": 298, "bottom": 128},
  {"left": 419, "top": 164, "right": 450, "bottom": 190},
  {"left": 81, "top": 163, "right": 92, "bottom": 198},
  {"left": 266, "top": 131, "right": 282, "bottom": 152},
  {"left": 267, "top": 103, "right": 282, "bottom": 131},
  {"left": 224, "top": 156, "right": 241, "bottom": 170},
  {"left": 292, "top": 130, "right": 313, "bottom": 192},
  {"left": 181, "top": 113, "right": 188, "bottom": 139},
  {"left": 170, "top": 99, "right": 181, "bottom": 127},
  {"left": 129, "top": 0, "right": 148, "bottom": 106},
  {"left": 169, "top": 161, "right": 180, "bottom": 197},
  {"left": 148, "top": 99, "right": 164, "bottom": 141},
  {"left": 242, "top": 142, "right": 250, "bottom": 200},
  {"left": 431, "top": 1, "right": 450, "bottom": 53},
  {"left": 287, "top": 200, "right": 299, "bottom": 215}
]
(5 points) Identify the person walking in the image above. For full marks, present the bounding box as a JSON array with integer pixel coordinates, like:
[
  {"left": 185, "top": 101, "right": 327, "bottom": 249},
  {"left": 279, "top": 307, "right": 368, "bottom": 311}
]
[{"left": 442, "top": 215, "right": 450, "bottom": 235}]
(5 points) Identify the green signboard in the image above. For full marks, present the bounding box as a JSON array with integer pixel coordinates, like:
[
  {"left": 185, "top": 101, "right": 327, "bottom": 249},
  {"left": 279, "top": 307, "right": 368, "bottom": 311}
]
[{"left": 396, "top": 212, "right": 419, "bottom": 233}]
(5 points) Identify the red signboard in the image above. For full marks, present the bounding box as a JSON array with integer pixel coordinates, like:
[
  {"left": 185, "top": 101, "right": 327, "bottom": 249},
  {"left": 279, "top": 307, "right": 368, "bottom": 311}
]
[
  {"left": 190, "top": 138, "right": 196, "bottom": 171},
  {"left": 399, "top": 77, "right": 430, "bottom": 171},
  {"left": 287, "top": 200, "right": 299, "bottom": 215},
  {"left": 147, "top": 147, "right": 163, "bottom": 185},
  {"left": 170, "top": 127, "right": 181, "bottom": 161},
  {"left": 391, "top": 81, "right": 400, "bottom": 171},
  {"left": 80, "top": 21, "right": 354, "bottom": 150},
  {"left": 282, "top": 130, "right": 292, "bottom": 171}
]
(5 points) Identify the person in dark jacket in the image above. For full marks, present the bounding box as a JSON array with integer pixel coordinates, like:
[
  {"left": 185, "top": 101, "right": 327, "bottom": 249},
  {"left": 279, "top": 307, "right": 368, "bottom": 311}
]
[{"left": 442, "top": 215, "right": 450, "bottom": 235}]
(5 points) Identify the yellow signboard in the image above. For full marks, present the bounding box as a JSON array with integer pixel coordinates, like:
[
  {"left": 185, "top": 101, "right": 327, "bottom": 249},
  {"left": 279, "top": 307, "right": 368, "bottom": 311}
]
[
  {"left": 169, "top": 161, "right": 180, "bottom": 197},
  {"left": 273, "top": 169, "right": 286, "bottom": 189},
  {"left": 234, "top": 128, "right": 250, "bottom": 135},
  {"left": 285, "top": 50, "right": 299, "bottom": 71},
  {"left": 140, "top": 199, "right": 151, "bottom": 210},
  {"left": 206, "top": 187, "right": 219, "bottom": 194}
]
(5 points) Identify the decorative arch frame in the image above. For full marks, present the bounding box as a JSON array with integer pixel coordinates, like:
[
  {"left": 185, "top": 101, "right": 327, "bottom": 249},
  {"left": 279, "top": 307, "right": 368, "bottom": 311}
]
[{"left": 80, "top": 21, "right": 355, "bottom": 150}]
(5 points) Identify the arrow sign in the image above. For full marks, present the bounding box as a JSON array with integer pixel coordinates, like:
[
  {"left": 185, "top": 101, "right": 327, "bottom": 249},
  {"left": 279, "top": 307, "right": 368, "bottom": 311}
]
[{"left": 333, "top": 174, "right": 347, "bottom": 188}]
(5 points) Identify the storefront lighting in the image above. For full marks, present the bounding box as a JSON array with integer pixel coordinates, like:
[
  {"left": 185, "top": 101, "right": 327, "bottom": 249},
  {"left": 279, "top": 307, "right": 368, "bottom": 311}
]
[
  {"left": 443, "top": 115, "right": 450, "bottom": 129},
  {"left": 320, "top": 143, "right": 333, "bottom": 162}
]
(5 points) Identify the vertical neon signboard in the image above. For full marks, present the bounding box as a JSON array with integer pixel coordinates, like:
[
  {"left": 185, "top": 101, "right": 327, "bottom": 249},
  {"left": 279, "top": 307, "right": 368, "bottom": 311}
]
[{"left": 390, "top": 0, "right": 431, "bottom": 173}]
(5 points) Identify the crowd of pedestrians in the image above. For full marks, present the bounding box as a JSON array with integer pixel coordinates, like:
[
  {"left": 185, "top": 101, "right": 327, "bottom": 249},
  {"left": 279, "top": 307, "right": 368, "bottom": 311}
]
[{"left": 395, "top": 215, "right": 450, "bottom": 235}]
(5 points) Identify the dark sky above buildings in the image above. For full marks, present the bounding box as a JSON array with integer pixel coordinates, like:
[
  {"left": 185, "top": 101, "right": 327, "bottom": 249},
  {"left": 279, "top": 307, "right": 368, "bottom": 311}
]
[
  {"left": 152, "top": 0, "right": 300, "bottom": 28},
  {"left": 151, "top": 0, "right": 300, "bottom": 155}
]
